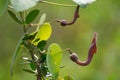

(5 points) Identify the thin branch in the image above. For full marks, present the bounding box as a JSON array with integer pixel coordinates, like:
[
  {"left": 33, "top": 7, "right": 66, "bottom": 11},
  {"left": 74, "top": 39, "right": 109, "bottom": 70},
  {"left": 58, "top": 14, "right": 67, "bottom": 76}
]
[{"left": 40, "top": 0, "right": 76, "bottom": 7}]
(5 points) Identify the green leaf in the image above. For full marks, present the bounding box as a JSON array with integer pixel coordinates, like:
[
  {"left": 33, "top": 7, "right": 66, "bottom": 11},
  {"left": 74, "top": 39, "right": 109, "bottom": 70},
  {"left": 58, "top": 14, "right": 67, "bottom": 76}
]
[
  {"left": 32, "top": 23, "right": 52, "bottom": 46},
  {"left": 36, "top": 13, "right": 46, "bottom": 31},
  {"left": 8, "top": 9, "right": 22, "bottom": 24},
  {"left": 22, "top": 33, "right": 37, "bottom": 41},
  {"left": 10, "top": 34, "right": 25, "bottom": 76},
  {"left": 37, "top": 40, "right": 46, "bottom": 51},
  {"left": 38, "top": 13, "right": 46, "bottom": 26},
  {"left": 47, "top": 43, "right": 62, "bottom": 79},
  {"left": 22, "top": 69, "right": 35, "bottom": 74},
  {"left": 30, "top": 62, "right": 36, "bottom": 70},
  {"left": 0, "top": 0, "right": 9, "bottom": 16},
  {"left": 25, "top": 9, "right": 39, "bottom": 24},
  {"left": 41, "top": 54, "right": 47, "bottom": 62},
  {"left": 64, "top": 76, "right": 73, "bottom": 80},
  {"left": 10, "top": 0, "right": 39, "bottom": 12}
]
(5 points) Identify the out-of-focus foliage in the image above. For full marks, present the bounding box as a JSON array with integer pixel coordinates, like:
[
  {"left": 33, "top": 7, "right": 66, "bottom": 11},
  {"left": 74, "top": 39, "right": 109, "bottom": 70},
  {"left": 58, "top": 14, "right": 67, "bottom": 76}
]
[
  {"left": 0, "top": 0, "right": 120, "bottom": 80},
  {"left": 47, "top": 43, "right": 62, "bottom": 79},
  {"left": 10, "top": 34, "right": 24, "bottom": 76},
  {"left": 0, "top": 0, "right": 9, "bottom": 16}
]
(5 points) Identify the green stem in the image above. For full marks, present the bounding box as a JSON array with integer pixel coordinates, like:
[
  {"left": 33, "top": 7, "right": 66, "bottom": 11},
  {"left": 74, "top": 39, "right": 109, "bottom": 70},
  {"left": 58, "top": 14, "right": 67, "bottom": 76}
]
[
  {"left": 19, "top": 11, "right": 27, "bottom": 33},
  {"left": 40, "top": 0, "right": 76, "bottom": 7}
]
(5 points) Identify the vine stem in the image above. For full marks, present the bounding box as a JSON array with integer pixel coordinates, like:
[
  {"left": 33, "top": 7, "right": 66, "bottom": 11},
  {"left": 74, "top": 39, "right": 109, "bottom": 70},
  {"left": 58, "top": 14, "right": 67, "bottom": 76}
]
[{"left": 40, "top": 0, "right": 76, "bottom": 7}]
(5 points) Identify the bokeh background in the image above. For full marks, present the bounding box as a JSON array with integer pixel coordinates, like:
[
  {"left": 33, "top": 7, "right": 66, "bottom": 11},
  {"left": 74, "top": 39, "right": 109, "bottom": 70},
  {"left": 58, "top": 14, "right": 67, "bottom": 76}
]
[{"left": 0, "top": 0, "right": 120, "bottom": 80}]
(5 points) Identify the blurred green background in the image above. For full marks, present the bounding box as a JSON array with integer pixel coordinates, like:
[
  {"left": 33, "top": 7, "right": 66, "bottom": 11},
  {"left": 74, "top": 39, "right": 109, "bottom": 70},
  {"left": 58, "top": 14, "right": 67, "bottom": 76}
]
[{"left": 0, "top": 0, "right": 120, "bottom": 80}]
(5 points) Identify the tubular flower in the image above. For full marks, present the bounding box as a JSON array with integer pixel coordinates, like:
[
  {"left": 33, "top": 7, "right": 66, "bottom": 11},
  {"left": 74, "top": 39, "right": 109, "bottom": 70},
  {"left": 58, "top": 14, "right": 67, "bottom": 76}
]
[
  {"left": 69, "top": 32, "right": 97, "bottom": 66},
  {"left": 56, "top": 5, "right": 79, "bottom": 26}
]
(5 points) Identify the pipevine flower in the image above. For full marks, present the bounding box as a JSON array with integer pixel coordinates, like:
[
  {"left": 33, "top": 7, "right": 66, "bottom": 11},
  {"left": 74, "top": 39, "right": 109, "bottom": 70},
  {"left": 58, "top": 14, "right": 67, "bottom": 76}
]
[
  {"left": 69, "top": 32, "right": 97, "bottom": 66},
  {"left": 56, "top": 5, "right": 79, "bottom": 26}
]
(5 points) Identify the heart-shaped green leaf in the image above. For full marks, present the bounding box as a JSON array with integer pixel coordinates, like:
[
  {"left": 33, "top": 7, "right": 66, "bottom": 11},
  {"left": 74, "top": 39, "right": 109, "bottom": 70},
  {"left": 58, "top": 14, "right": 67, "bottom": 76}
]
[
  {"left": 32, "top": 23, "right": 52, "bottom": 46},
  {"left": 10, "top": 0, "right": 39, "bottom": 12},
  {"left": 47, "top": 43, "right": 62, "bottom": 79}
]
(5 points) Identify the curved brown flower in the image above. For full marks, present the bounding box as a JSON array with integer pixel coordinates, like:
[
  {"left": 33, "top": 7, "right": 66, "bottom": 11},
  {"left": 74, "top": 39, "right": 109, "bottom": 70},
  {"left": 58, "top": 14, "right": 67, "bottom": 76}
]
[
  {"left": 69, "top": 32, "right": 97, "bottom": 66},
  {"left": 56, "top": 5, "right": 80, "bottom": 26}
]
